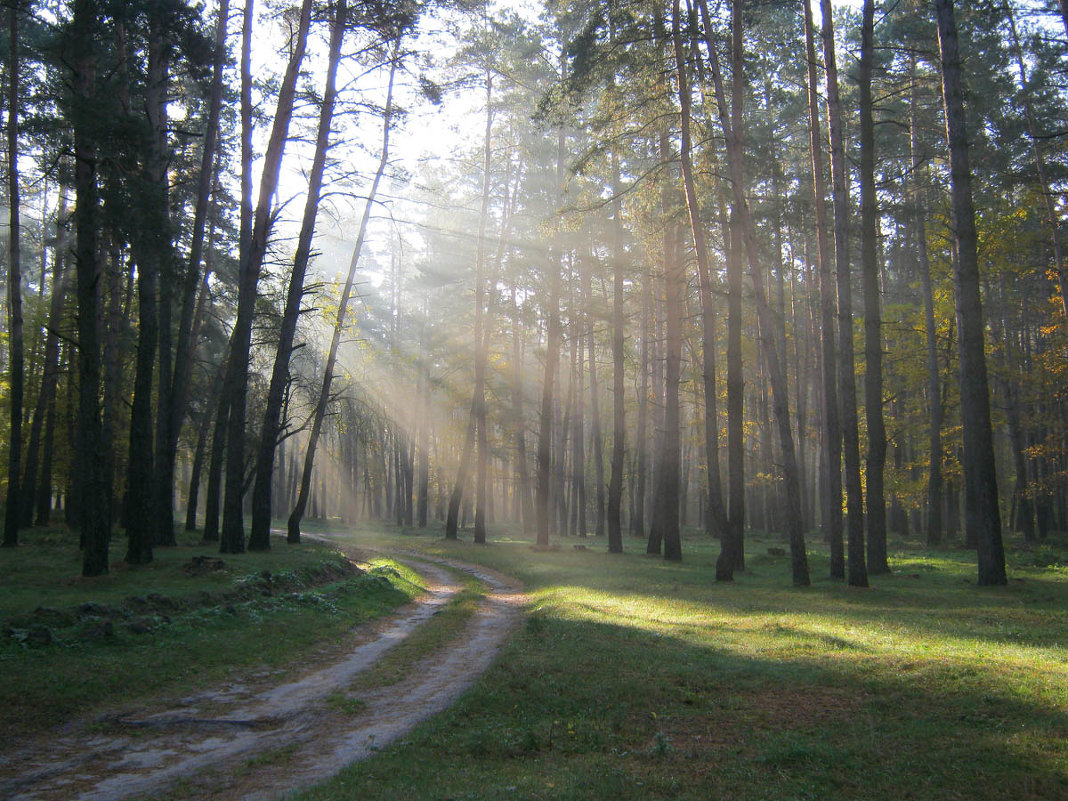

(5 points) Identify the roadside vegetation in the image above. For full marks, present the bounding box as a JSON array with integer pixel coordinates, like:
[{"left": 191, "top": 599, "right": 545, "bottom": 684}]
[
  {"left": 299, "top": 524, "right": 1068, "bottom": 801},
  {"left": 0, "top": 527, "right": 423, "bottom": 742}
]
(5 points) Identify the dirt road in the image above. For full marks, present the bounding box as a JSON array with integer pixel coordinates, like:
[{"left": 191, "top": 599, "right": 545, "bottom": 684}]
[{"left": 0, "top": 540, "right": 524, "bottom": 801}]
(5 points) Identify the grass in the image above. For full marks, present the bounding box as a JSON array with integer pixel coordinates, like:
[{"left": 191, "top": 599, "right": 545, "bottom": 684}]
[
  {"left": 0, "top": 525, "right": 424, "bottom": 742},
  {"left": 294, "top": 523, "right": 1068, "bottom": 801}
]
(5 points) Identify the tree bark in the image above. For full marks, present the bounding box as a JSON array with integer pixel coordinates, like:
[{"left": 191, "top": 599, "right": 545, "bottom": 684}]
[
  {"left": 934, "top": 0, "right": 1007, "bottom": 585},
  {"left": 537, "top": 116, "right": 567, "bottom": 549},
  {"left": 860, "top": 0, "right": 888, "bottom": 575},
  {"left": 606, "top": 157, "right": 626, "bottom": 554},
  {"left": 630, "top": 268, "right": 648, "bottom": 539},
  {"left": 908, "top": 55, "right": 943, "bottom": 547},
  {"left": 71, "top": 0, "right": 111, "bottom": 575},
  {"left": 3, "top": 2, "right": 23, "bottom": 548},
  {"left": 22, "top": 211, "right": 68, "bottom": 528},
  {"left": 804, "top": 0, "right": 841, "bottom": 574},
  {"left": 126, "top": 17, "right": 173, "bottom": 563}
]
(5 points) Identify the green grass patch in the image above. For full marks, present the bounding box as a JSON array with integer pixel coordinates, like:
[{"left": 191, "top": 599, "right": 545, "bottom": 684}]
[
  {"left": 296, "top": 523, "right": 1068, "bottom": 801},
  {"left": 0, "top": 526, "right": 423, "bottom": 742}
]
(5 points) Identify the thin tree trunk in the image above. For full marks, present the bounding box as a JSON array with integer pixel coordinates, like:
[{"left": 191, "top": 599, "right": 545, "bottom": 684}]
[
  {"left": 607, "top": 155, "right": 625, "bottom": 554},
  {"left": 221, "top": 0, "right": 313, "bottom": 553},
  {"left": 537, "top": 114, "right": 567, "bottom": 548},
  {"left": 805, "top": 0, "right": 843, "bottom": 580},
  {"left": 511, "top": 282, "right": 535, "bottom": 536},
  {"left": 587, "top": 264, "right": 607, "bottom": 537},
  {"left": 446, "top": 399, "right": 476, "bottom": 538},
  {"left": 630, "top": 268, "right": 648, "bottom": 539},
  {"left": 860, "top": 0, "right": 888, "bottom": 575},
  {"left": 472, "top": 71, "right": 495, "bottom": 546},
  {"left": 699, "top": 0, "right": 809, "bottom": 585},
  {"left": 660, "top": 12, "right": 686, "bottom": 560},
  {"left": 417, "top": 301, "right": 431, "bottom": 528},
  {"left": 289, "top": 51, "right": 398, "bottom": 543},
  {"left": 820, "top": 0, "right": 867, "bottom": 587},
  {"left": 1004, "top": 5, "right": 1068, "bottom": 327},
  {"left": 3, "top": 2, "right": 22, "bottom": 548},
  {"left": 185, "top": 366, "right": 221, "bottom": 532},
  {"left": 72, "top": 0, "right": 110, "bottom": 576},
  {"left": 250, "top": 0, "right": 346, "bottom": 550},
  {"left": 909, "top": 57, "right": 943, "bottom": 546},
  {"left": 934, "top": 0, "right": 1006, "bottom": 585},
  {"left": 671, "top": 0, "right": 726, "bottom": 549},
  {"left": 571, "top": 262, "right": 587, "bottom": 537},
  {"left": 694, "top": 2, "right": 745, "bottom": 576},
  {"left": 22, "top": 228, "right": 67, "bottom": 528},
  {"left": 126, "top": 19, "right": 172, "bottom": 563},
  {"left": 163, "top": 0, "right": 230, "bottom": 545}
]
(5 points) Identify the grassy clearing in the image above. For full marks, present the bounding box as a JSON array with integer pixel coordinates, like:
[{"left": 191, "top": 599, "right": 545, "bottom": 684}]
[
  {"left": 0, "top": 526, "right": 424, "bottom": 742},
  {"left": 299, "top": 524, "right": 1068, "bottom": 801}
]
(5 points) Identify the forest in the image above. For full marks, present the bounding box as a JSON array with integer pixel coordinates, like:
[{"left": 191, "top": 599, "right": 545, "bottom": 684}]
[{"left": 1, "top": 0, "right": 1068, "bottom": 588}]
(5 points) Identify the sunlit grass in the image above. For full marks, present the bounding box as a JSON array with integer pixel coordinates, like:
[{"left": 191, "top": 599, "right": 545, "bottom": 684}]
[{"left": 299, "top": 523, "right": 1068, "bottom": 801}]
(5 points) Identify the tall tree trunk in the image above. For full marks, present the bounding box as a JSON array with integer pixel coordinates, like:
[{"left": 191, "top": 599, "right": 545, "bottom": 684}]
[
  {"left": 511, "top": 282, "right": 535, "bottom": 536},
  {"left": 586, "top": 265, "right": 607, "bottom": 537},
  {"left": 537, "top": 116, "right": 567, "bottom": 548},
  {"left": 820, "top": 0, "right": 867, "bottom": 587},
  {"left": 694, "top": 0, "right": 745, "bottom": 576},
  {"left": 934, "top": 0, "right": 1006, "bottom": 586},
  {"left": 126, "top": 19, "right": 172, "bottom": 563},
  {"left": 700, "top": 0, "right": 809, "bottom": 585},
  {"left": 34, "top": 345, "right": 62, "bottom": 526},
  {"left": 909, "top": 57, "right": 943, "bottom": 547},
  {"left": 250, "top": 0, "right": 346, "bottom": 551},
  {"left": 221, "top": 0, "right": 313, "bottom": 553},
  {"left": 22, "top": 219, "right": 68, "bottom": 528},
  {"left": 860, "top": 0, "right": 888, "bottom": 575},
  {"left": 165, "top": 0, "right": 230, "bottom": 541},
  {"left": 805, "top": 0, "right": 842, "bottom": 573},
  {"left": 630, "top": 268, "right": 648, "bottom": 539},
  {"left": 606, "top": 158, "right": 626, "bottom": 554},
  {"left": 472, "top": 71, "right": 495, "bottom": 546},
  {"left": 289, "top": 52, "right": 398, "bottom": 543},
  {"left": 660, "top": 12, "right": 688, "bottom": 560},
  {"left": 445, "top": 73, "right": 497, "bottom": 542},
  {"left": 71, "top": 0, "right": 110, "bottom": 576},
  {"left": 571, "top": 263, "right": 587, "bottom": 537},
  {"left": 671, "top": 0, "right": 726, "bottom": 550},
  {"left": 417, "top": 301, "right": 431, "bottom": 528},
  {"left": 3, "top": 2, "right": 23, "bottom": 548}
]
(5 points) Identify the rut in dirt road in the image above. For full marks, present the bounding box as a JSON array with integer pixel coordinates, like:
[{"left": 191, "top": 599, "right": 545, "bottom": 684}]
[{"left": 0, "top": 544, "right": 525, "bottom": 801}]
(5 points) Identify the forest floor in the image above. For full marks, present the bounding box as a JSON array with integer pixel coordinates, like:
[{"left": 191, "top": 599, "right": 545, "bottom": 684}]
[
  {"left": 2, "top": 523, "right": 1067, "bottom": 801},
  {"left": 0, "top": 537, "right": 525, "bottom": 801}
]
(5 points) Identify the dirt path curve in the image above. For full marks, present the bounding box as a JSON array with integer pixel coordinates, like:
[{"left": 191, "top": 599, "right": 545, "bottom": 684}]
[{"left": 0, "top": 537, "right": 525, "bottom": 801}]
